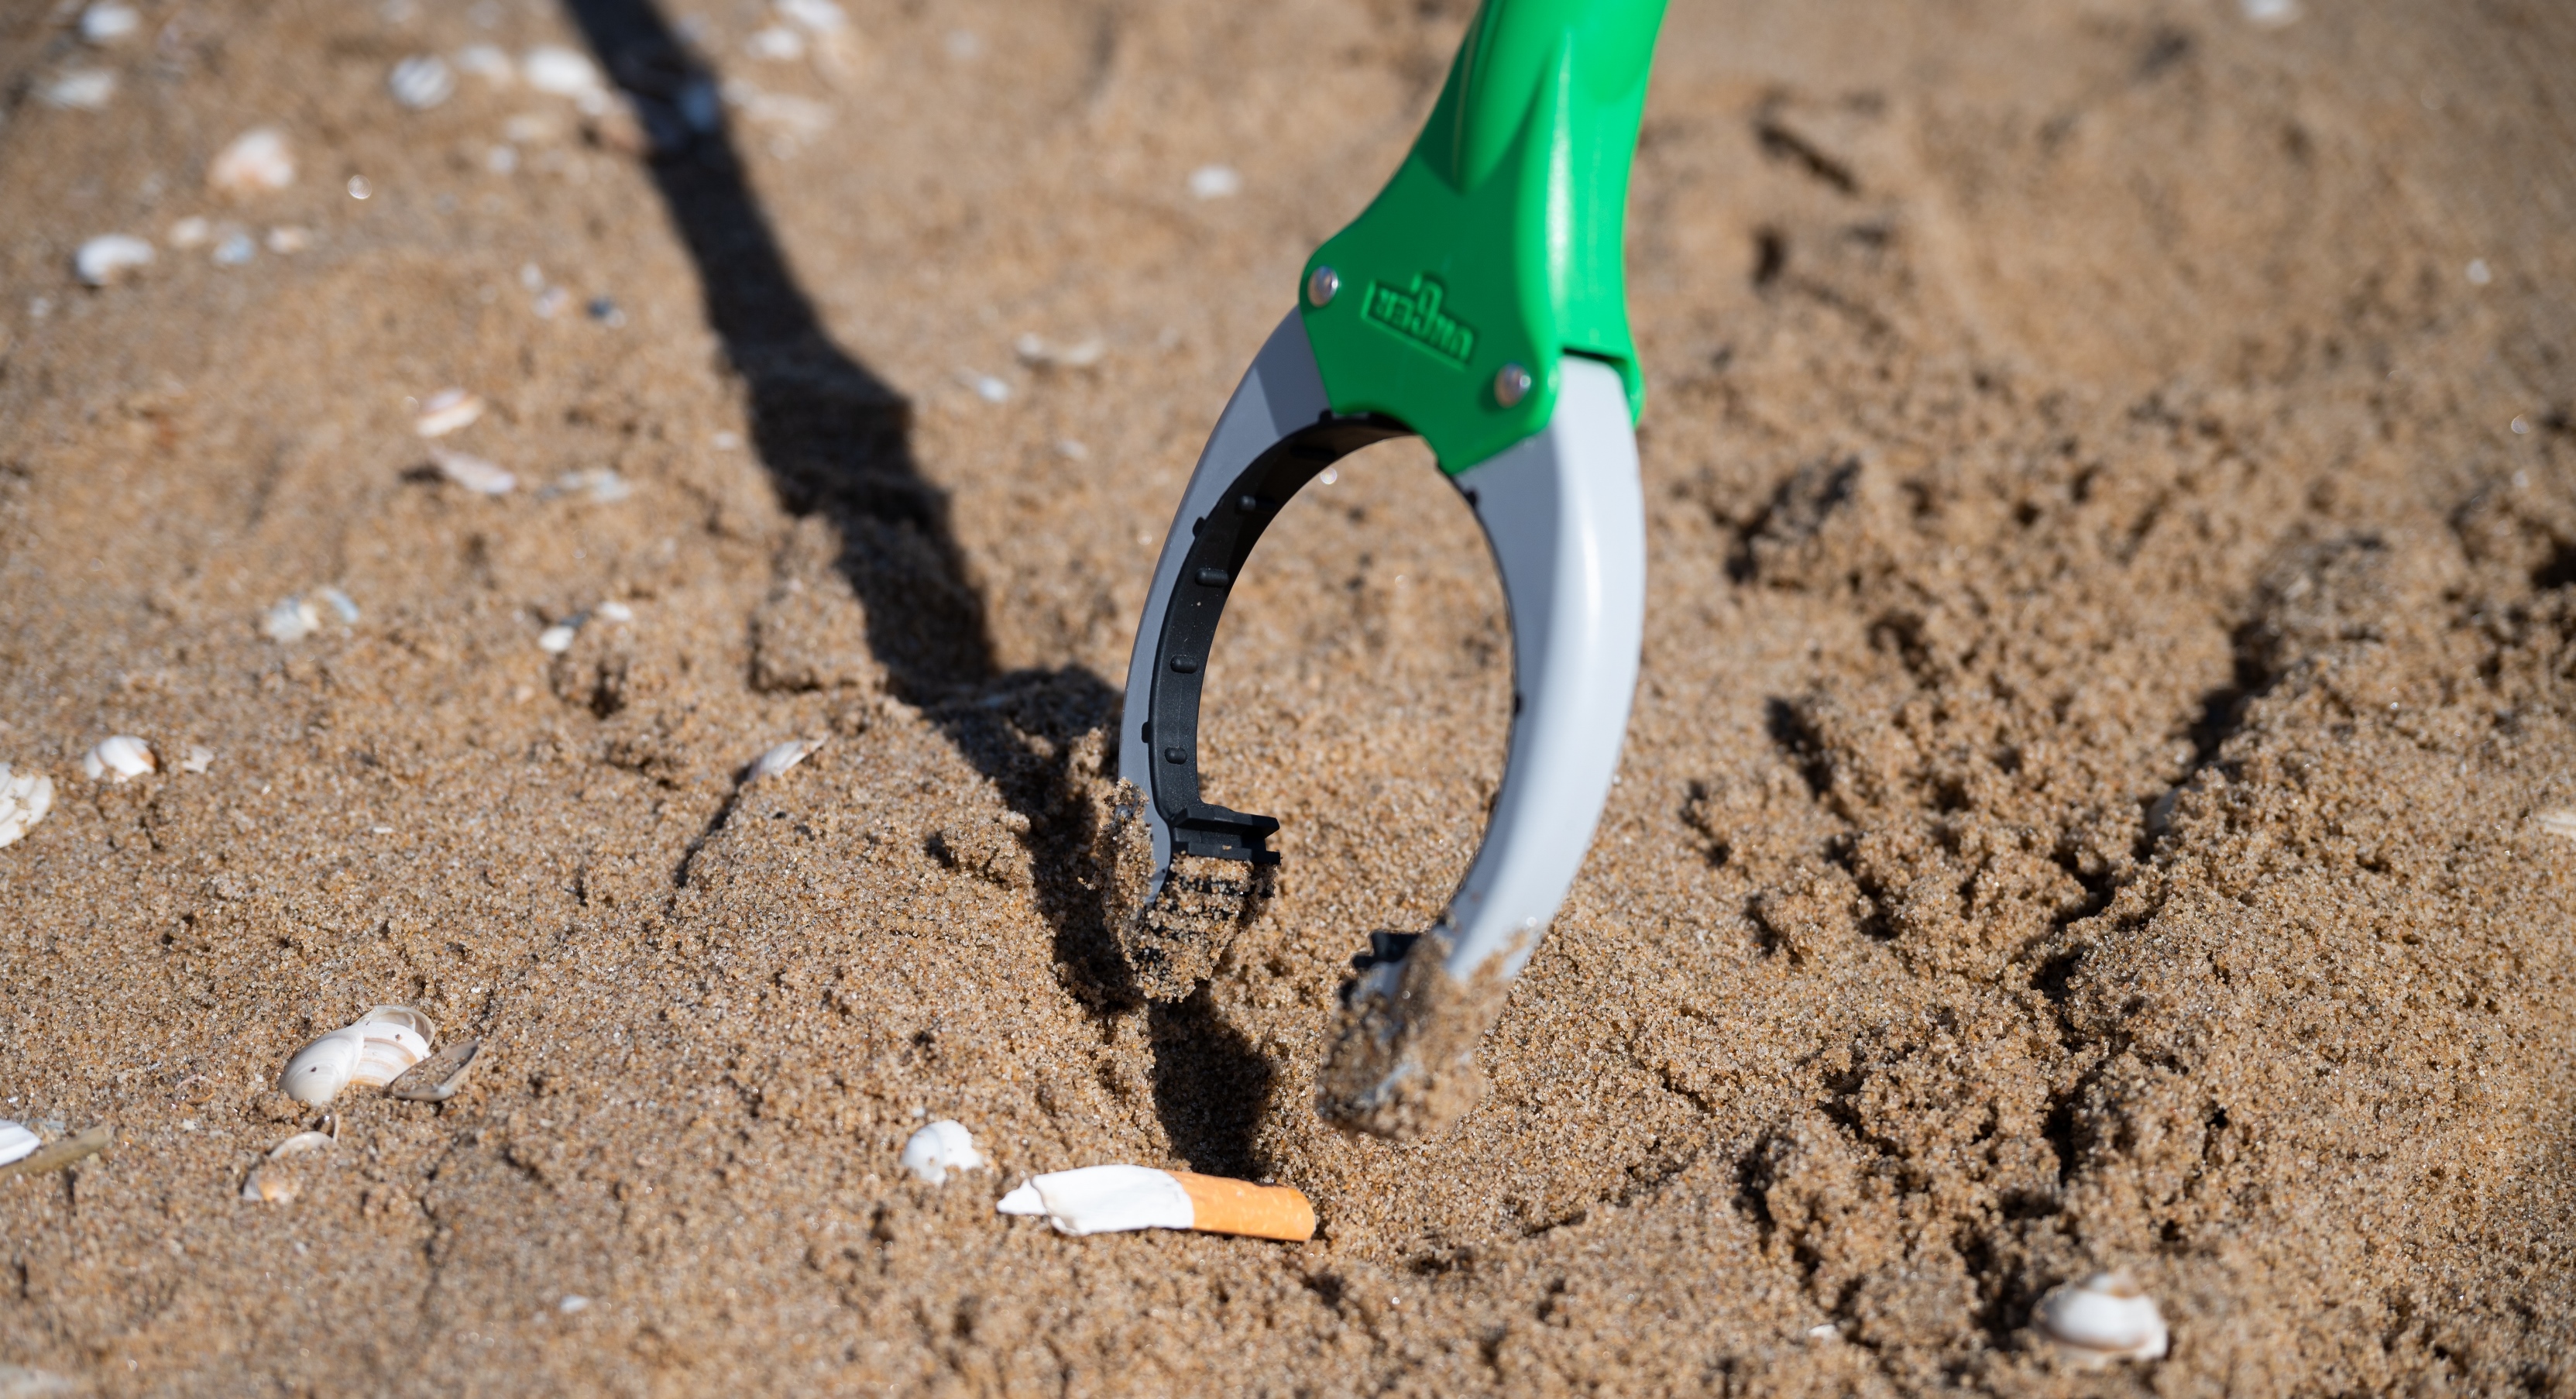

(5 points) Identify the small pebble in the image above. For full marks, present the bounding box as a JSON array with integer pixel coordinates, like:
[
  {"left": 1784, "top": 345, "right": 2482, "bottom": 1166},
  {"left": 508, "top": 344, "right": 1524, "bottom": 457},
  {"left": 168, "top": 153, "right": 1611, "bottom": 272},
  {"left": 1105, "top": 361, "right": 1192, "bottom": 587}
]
[
  {"left": 389, "top": 54, "right": 456, "bottom": 110},
  {"left": 956, "top": 370, "right": 1010, "bottom": 404},
  {"left": 586, "top": 296, "right": 623, "bottom": 325},
  {"left": 2238, "top": 0, "right": 2300, "bottom": 26},
  {"left": 262, "top": 596, "right": 320, "bottom": 642},
  {"left": 318, "top": 587, "right": 360, "bottom": 624},
  {"left": 180, "top": 745, "right": 215, "bottom": 775},
  {"left": 74, "top": 234, "right": 153, "bottom": 287},
  {"left": 523, "top": 46, "right": 605, "bottom": 98},
  {"left": 167, "top": 215, "right": 211, "bottom": 249},
  {"left": 78, "top": 2, "right": 141, "bottom": 44},
  {"left": 596, "top": 600, "right": 634, "bottom": 623},
  {"left": 778, "top": 0, "right": 847, "bottom": 34},
  {"left": 2466, "top": 259, "right": 2493, "bottom": 287},
  {"left": 82, "top": 735, "right": 156, "bottom": 782},
  {"left": 899, "top": 1120, "right": 987, "bottom": 1186},
  {"left": 429, "top": 446, "right": 517, "bottom": 495},
  {"left": 532, "top": 285, "right": 572, "bottom": 319},
  {"left": 0, "top": 767, "right": 56, "bottom": 849},
  {"left": 211, "top": 232, "right": 256, "bottom": 266},
  {"left": 537, "top": 618, "right": 582, "bottom": 653},
  {"left": 263, "top": 226, "right": 314, "bottom": 254},
  {"left": 546, "top": 467, "right": 631, "bottom": 503},
  {"left": 413, "top": 387, "right": 484, "bottom": 437},
  {"left": 348, "top": 175, "right": 372, "bottom": 199},
  {"left": 1187, "top": 164, "right": 1242, "bottom": 200},
  {"left": 746, "top": 26, "right": 803, "bottom": 60},
  {"left": 748, "top": 737, "right": 823, "bottom": 781},
  {"left": 40, "top": 69, "right": 117, "bottom": 110},
  {"left": 455, "top": 44, "right": 514, "bottom": 84},
  {"left": 208, "top": 126, "right": 296, "bottom": 196},
  {"left": 558, "top": 1294, "right": 592, "bottom": 1315}
]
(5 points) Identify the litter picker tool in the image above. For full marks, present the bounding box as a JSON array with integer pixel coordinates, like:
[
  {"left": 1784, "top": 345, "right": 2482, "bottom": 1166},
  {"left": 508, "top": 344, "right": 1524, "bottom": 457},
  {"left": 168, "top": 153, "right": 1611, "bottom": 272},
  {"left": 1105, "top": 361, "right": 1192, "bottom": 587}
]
[{"left": 1116, "top": 0, "right": 1668, "bottom": 1141}]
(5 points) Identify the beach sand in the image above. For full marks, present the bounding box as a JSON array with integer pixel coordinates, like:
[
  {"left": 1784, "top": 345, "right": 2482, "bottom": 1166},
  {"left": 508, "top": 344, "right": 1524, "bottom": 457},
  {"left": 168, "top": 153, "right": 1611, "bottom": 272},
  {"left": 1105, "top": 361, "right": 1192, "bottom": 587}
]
[{"left": 1, "top": 0, "right": 2571, "bottom": 1392}]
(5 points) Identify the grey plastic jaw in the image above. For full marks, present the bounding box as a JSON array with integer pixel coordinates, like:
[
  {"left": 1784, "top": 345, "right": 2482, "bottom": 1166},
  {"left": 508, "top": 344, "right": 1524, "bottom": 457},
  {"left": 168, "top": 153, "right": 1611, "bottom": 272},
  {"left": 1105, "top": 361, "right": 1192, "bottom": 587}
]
[{"left": 1118, "top": 311, "right": 1337, "bottom": 892}]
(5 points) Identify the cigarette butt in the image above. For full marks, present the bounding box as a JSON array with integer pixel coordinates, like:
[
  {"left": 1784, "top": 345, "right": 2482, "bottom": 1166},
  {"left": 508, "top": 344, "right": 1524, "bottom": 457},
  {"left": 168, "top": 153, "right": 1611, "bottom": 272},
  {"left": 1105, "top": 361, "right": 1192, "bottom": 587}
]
[
  {"left": 997, "top": 1164, "right": 1316, "bottom": 1241},
  {"left": 1172, "top": 1170, "right": 1316, "bottom": 1242}
]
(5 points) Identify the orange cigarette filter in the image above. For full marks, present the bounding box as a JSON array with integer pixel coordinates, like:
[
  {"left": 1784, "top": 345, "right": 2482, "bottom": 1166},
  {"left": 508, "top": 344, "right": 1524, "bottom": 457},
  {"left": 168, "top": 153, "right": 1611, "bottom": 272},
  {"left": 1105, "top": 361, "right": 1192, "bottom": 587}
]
[{"left": 1171, "top": 1171, "right": 1317, "bottom": 1242}]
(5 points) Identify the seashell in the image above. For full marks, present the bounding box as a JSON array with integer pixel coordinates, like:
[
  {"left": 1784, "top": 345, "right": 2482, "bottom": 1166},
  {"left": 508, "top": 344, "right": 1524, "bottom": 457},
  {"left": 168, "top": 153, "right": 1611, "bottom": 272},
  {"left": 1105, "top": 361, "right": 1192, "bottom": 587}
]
[
  {"left": 745, "top": 26, "right": 803, "bottom": 60},
  {"left": 278, "top": 1005, "right": 437, "bottom": 1107},
  {"left": 388, "top": 54, "right": 455, "bottom": 110},
  {"left": 995, "top": 1165, "right": 1315, "bottom": 1241},
  {"left": 777, "top": 0, "right": 847, "bottom": 33},
  {"left": 899, "top": 1120, "right": 987, "bottom": 1185},
  {"left": 74, "top": 234, "right": 153, "bottom": 287},
  {"left": 413, "top": 387, "right": 483, "bottom": 437},
  {"left": 428, "top": 446, "right": 516, "bottom": 495},
  {"left": 0, "top": 1120, "right": 39, "bottom": 1167},
  {"left": 522, "top": 46, "right": 605, "bottom": 98},
  {"left": 78, "top": 2, "right": 140, "bottom": 43},
  {"left": 167, "top": 215, "right": 212, "bottom": 249},
  {"left": 208, "top": 126, "right": 296, "bottom": 196},
  {"left": 241, "top": 1129, "right": 335, "bottom": 1203},
  {"left": 596, "top": 600, "right": 634, "bottom": 623},
  {"left": 454, "top": 44, "right": 514, "bottom": 84},
  {"left": 81, "top": 735, "right": 155, "bottom": 782},
  {"left": 1187, "top": 164, "right": 1242, "bottom": 200},
  {"left": 318, "top": 587, "right": 360, "bottom": 624},
  {"left": 41, "top": 68, "right": 117, "bottom": 110},
  {"left": 538, "top": 615, "right": 585, "bottom": 653},
  {"left": 180, "top": 745, "right": 215, "bottom": 775},
  {"left": 954, "top": 370, "right": 1009, "bottom": 404},
  {"left": 0, "top": 765, "right": 55, "bottom": 849},
  {"left": 263, "top": 595, "right": 321, "bottom": 642},
  {"left": 389, "top": 1037, "right": 480, "bottom": 1102},
  {"left": 1014, "top": 334, "right": 1104, "bottom": 370},
  {"left": 2239, "top": 0, "right": 2300, "bottom": 27},
  {"left": 2035, "top": 1270, "right": 2169, "bottom": 1368},
  {"left": 748, "top": 737, "right": 824, "bottom": 781},
  {"left": 2537, "top": 809, "right": 2576, "bottom": 840}
]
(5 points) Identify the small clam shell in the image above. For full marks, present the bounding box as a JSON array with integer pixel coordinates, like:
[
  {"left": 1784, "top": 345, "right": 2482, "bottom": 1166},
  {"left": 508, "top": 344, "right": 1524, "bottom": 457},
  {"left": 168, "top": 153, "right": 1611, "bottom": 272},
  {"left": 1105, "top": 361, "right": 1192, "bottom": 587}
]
[
  {"left": 749, "top": 737, "right": 823, "bottom": 781},
  {"left": 0, "top": 1120, "right": 39, "bottom": 1167},
  {"left": 899, "top": 1119, "right": 986, "bottom": 1186},
  {"left": 0, "top": 765, "right": 56, "bottom": 849},
  {"left": 389, "top": 1038, "right": 481, "bottom": 1103},
  {"left": 350, "top": 1024, "right": 431, "bottom": 1088},
  {"left": 208, "top": 126, "right": 295, "bottom": 196},
  {"left": 278, "top": 1025, "right": 365, "bottom": 1106},
  {"left": 2035, "top": 1270, "right": 2169, "bottom": 1367},
  {"left": 81, "top": 735, "right": 156, "bottom": 782},
  {"left": 413, "top": 387, "right": 483, "bottom": 437},
  {"left": 429, "top": 446, "right": 517, "bottom": 496},
  {"left": 74, "top": 233, "right": 153, "bottom": 287}
]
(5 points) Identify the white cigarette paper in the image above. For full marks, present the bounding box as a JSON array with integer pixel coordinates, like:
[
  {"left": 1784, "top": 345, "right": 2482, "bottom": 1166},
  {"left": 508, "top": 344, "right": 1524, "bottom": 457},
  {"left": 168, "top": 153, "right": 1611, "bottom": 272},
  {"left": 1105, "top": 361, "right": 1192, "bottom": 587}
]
[{"left": 997, "top": 1165, "right": 1315, "bottom": 1240}]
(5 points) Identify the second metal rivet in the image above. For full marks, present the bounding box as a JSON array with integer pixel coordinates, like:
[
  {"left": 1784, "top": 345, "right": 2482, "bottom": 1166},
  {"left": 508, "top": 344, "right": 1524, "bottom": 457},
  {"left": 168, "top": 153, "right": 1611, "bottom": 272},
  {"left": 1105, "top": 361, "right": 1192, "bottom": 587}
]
[{"left": 1494, "top": 362, "right": 1533, "bottom": 407}]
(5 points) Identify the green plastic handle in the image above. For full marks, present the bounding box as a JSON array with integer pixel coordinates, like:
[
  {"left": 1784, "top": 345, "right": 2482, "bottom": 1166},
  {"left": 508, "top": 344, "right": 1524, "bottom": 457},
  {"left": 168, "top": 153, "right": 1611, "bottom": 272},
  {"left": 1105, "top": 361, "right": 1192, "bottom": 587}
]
[{"left": 1299, "top": 0, "right": 1667, "bottom": 474}]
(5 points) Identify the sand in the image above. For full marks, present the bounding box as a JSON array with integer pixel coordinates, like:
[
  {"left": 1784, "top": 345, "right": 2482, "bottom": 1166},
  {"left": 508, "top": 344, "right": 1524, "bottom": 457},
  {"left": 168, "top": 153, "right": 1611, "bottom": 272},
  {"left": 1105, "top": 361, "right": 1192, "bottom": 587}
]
[{"left": 2, "top": 0, "right": 2572, "bottom": 1393}]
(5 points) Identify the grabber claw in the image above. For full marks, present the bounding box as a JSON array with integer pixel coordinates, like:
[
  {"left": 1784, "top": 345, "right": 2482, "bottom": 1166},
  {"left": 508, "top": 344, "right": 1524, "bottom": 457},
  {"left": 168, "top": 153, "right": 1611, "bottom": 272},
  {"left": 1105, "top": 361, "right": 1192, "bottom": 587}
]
[{"left": 1115, "top": 0, "right": 1668, "bottom": 1139}]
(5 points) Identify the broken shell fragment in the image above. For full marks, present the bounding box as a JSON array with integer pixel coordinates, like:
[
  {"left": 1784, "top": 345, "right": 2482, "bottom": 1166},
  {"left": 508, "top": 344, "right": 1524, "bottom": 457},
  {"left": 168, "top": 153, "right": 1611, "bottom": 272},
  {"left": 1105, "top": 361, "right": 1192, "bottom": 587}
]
[
  {"left": 2035, "top": 1270, "right": 2169, "bottom": 1367},
  {"left": 748, "top": 738, "right": 823, "bottom": 781},
  {"left": 74, "top": 234, "right": 153, "bottom": 286},
  {"left": 996, "top": 1166, "right": 1315, "bottom": 1241},
  {"left": 388, "top": 54, "right": 455, "bottom": 110},
  {"left": 180, "top": 745, "right": 215, "bottom": 775},
  {"left": 413, "top": 387, "right": 484, "bottom": 437},
  {"left": 389, "top": 1037, "right": 480, "bottom": 1102},
  {"left": 208, "top": 126, "right": 295, "bottom": 196},
  {"left": 428, "top": 446, "right": 516, "bottom": 495},
  {"left": 0, "top": 1121, "right": 38, "bottom": 1167},
  {"left": 82, "top": 736, "right": 156, "bottom": 782},
  {"left": 899, "top": 1120, "right": 987, "bottom": 1185},
  {"left": 523, "top": 46, "right": 606, "bottom": 99},
  {"left": 0, "top": 765, "right": 55, "bottom": 848},
  {"left": 241, "top": 1129, "right": 335, "bottom": 1203},
  {"left": 41, "top": 68, "right": 117, "bottom": 110},
  {"left": 263, "top": 595, "right": 321, "bottom": 642},
  {"left": 279, "top": 1005, "right": 437, "bottom": 1107}
]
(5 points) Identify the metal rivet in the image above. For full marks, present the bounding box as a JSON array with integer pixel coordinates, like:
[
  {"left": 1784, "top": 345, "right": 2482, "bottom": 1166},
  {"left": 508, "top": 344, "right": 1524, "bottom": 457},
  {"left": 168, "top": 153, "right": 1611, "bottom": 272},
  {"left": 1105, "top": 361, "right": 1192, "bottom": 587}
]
[
  {"left": 1494, "top": 363, "right": 1533, "bottom": 408},
  {"left": 1307, "top": 266, "right": 1340, "bottom": 308}
]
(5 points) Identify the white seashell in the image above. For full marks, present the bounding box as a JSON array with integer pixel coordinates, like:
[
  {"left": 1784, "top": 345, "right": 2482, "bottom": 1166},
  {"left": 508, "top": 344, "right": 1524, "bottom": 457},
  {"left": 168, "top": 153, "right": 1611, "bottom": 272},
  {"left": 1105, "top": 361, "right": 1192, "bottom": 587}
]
[
  {"left": 538, "top": 620, "right": 581, "bottom": 653},
  {"left": 454, "top": 44, "right": 514, "bottom": 84},
  {"left": 358, "top": 1004, "right": 437, "bottom": 1040},
  {"left": 82, "top": 735, "right": 155, "bottom": 782},
  {"left": 180, "top": 745, "right": 215, "bottom": 775},
  {"left": 522, "top": 46, "right": 604, "bottom": 98},
  {"left": 78, "top": 2, "right": 140, "bottom": 43},
  {"left": 318, "top": 587, "right": 360, "bottom": 624},
  {"left": 0, "top": 766, "right": 56, "bottom": 849},
  {"left": 2035, "top": 1270, "right": 2169, "bottom": 1367},
  {"left": 748, "top": 737, "right": 823, "bottom": 781},
  {"left": 241, "top": 1129, "right": 336, "bottom": 1203},
  {"left": 777, "top": 0, "right": 847, "bottom": 33},
  {"left": 208, "top": 126, "right": 296, "bottom": 195},
  {"left": 263, "top": 595, "right": 321, "bottom": 642},
  {"left": 279, "top": 1025, "right": 365, "bottom": 1106},
  {"left": 167, "top": 215, "right": 211, "bottom": 249},
  {"left": 1187, "top": 164, "right": 1242, "bottom": 200},
  {"left": 899, "top": 1120, "right": 987, "bottom": 1185},
  {"left": 0, "top": 1120, "right": 39, "bottom": 1167},
  {"left": 2537, "top": 809, "right": 2576, "bottom": 840},
  {"left": 413, "top": 387, "right": 484, "bottom": 437},
  {"left": 2239, "top": 0, "right": 2300, "bottom": 27},
  {"left": 350, "top": 1023, "right": 431, "bottom": 1088},
  {"left": 596, "top": 600, "right": 634, "bottom": 623},
  {"left": 954, "top": 370, "right": 1009, "bottom": 404},
  {"left": 388, "top": 54, "right": 456, "bottom": 110},
  {"left": 428, "top": 446, "right": 516, "bottom": 495},
  {"left": 74, "top": 234, "right": 153, "bottom": 287},
  {"left": 41, "top": 68, "right": 117, "bottom": 110},
  {"left": 996, "top": 1166, "right": 1194, "bottom": 1236},
  {"left": 267, "top": 1130, "right": 335, "bottom": 1158},
  {"left": 389, "top": 1037, "right": 479, "bottom": 1102}
]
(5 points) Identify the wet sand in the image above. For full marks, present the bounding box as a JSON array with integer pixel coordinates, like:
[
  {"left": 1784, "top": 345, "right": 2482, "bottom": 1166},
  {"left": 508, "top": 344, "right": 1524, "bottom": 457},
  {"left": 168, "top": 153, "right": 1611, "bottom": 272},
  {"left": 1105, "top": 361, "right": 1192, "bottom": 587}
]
[{"left": 1, "top": 0, "right": 2572, "bottom": 1393}]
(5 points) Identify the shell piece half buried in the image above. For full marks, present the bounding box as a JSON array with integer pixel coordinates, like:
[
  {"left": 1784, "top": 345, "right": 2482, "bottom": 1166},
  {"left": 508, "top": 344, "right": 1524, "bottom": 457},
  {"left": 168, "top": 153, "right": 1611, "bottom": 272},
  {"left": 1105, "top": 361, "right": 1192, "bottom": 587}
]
[
  {"left": 0, "top": 765, "right": 55, "bottom": 849},
  {"left": 388, "top": 1037, "right": 479, "bottom": 1103},
  {"left": 279, "top": 1005, "right": 437, "bottom": 1107},
  {"left": 2035, "top": 1270, "right": 2169, "bottom": 1367},
  {"left": 0, "top": 1120, "right": 39, "bottom": 1167},
  {"left": 82, "top": 735, "right": 156, "bottom": 782},
  {"left": 242, "top": 1129, "right": 335, "bottom": 1203},
  {"left": 997, "top": 1165, "right": 1315, "bottom": 1241},
  {"left": 898, "top": 1119, "right": 986, "bottom": 1185}
]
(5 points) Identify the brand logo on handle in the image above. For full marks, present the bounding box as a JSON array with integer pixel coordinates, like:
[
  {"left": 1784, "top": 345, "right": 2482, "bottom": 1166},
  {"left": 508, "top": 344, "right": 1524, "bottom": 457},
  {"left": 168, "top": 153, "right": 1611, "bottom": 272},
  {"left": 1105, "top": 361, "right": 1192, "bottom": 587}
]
[{"left": 1362, "top": 274, "right": 1477, "bottom": 366}]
